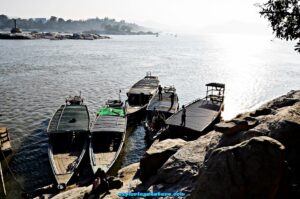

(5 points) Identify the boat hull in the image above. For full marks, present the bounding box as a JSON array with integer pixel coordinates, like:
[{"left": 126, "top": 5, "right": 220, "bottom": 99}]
[
  {"left": 48, "top": 133, "right": 88, "bottom": 187},
  {"left": 47, "top": 104, "right": 90, "bottom": 187},
  {"left": 125, "top": 103, "right": 147, "bottom": 123},
  {"left": 164, "top": 98, "right": 223, "bottom": 140},
  {"left": 89, "top": 115, "right": 127, "bottom": 174}
]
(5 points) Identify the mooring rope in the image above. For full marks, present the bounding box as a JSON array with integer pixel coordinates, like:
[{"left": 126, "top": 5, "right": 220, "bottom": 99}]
[{"left": 0, "top": 149, "right": 25, "bottom": 191}]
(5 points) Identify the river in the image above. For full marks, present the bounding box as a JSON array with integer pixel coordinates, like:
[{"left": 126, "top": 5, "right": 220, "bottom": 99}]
[{"left": 0, "top": 34, "right": 299, "bottom": 197}]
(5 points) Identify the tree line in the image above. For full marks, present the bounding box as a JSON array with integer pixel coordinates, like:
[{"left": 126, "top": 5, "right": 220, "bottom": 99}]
[{"left": 0, "top": 14, "right": 153, "bottom": 34}]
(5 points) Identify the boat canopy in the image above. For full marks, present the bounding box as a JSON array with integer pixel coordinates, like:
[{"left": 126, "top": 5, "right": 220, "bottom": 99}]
[
  {"left": 97, "top": 107, "right": 125, "bottom": 117},
  {"left": 48, "top": 105, "right": 90, "bottom": 133},
  {"left": 127, "top": 75, "right": 159, "bottom": 95},
  {"left": 206, "top": 82, "right": 225, "bottom": 89}
]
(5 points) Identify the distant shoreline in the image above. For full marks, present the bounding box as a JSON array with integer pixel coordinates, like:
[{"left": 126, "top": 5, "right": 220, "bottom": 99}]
[
  {"left": 0, "top": 15, "right": 158, "bottom": 39},
  {"left": 0, "top": 30, "right": 158, "bottom": 40}
]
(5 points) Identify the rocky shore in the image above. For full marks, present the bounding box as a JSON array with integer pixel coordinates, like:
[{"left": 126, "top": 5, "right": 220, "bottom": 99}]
[
  {"left": 50, "top": 90, "right": 300, "bottom": 199},
  {"left": 0, "top": 32, "right": 110, "bottom": 40}
]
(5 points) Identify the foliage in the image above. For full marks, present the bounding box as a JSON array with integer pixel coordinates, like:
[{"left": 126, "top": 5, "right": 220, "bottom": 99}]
[{"left": 258, "top": 0, "right": 300, "bottom": 52}]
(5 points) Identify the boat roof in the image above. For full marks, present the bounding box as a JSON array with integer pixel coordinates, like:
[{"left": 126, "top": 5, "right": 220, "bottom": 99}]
[
  {"left": 48, "top": 105, "right": 90, "bottom": 133},
  {"left": 166, "top": 99, "right": 222, "bottom": 132},
  {"left": 147, "top": 91, "right": 179, "bottom": 114},
  {"left": 206, "top": 82, "right": 225, "bottom": 88},
  {"left": 127, "top": 76, "right": 159, "bottom": 95},
  {"left": 91, "top": 116, "right": 126, "bottom": 133}
]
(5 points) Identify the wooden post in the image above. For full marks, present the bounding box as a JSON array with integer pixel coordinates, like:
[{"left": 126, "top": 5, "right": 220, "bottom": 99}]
[
  {"left": 206, "top": 86, "right": 208, "bottom": 100},
  {"left": 0, "top": 162, "right": 6, "bottom": 196}
]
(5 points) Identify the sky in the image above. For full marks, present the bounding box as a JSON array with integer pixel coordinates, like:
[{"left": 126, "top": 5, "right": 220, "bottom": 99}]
[{"left": 0, "top": 0, "right": 270, "bottom": 33}]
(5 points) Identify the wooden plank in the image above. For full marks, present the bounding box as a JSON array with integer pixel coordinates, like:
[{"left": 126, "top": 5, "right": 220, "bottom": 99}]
[
  {"left": 53, "top": 153, "right": 79, "bottom": 174},
  {"left": 147, "top": 92, "right": 179, "bottom": 114},
  {"left": 95, "top": 152, "right": 116, "bottom": 165},
  {"left": 92, "top": 116, "right": 126, "bottom": 133},
  {"left": 0, "top": 163, "right": 6, "bottom": 196},
  {"left": 56, "top": 174, "right": 73, "bottom": 185}
]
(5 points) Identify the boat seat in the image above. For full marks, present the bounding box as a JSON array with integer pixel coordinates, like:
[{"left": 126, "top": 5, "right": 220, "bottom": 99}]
[{"left": 208, "top": 95, "right": 224, "bottom": 103}]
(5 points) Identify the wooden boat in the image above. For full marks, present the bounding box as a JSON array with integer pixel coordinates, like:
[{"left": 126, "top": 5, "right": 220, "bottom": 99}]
[
  {"left": 144, "top": 86, "right": 179, "bottom": 141},
  {"left": 0, "top": 127, "right": 13, "bottom": 196},
  {"left": 125, "top": 73, "right": 159, "bottom": 118},
  {"left": 89, "top": 100, "right": 127, "bottom": 174},
  {"left": 0, "top": 127, "right": 13, "bottom": 169},
  {"left": 47, "top": 95, "right": 89, "bottom": 189},
  {"left": 164, "top": 83, "right": 225, "bottom": 140}
]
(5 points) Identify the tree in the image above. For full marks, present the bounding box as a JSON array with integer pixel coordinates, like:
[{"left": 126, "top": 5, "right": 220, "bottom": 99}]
[
  {"left": 49, "top": 16, "right": 57, "bottom": 23},
  {"left": 258, "top": 0, "right": 300, "bottom": 52},
  {"left": 58, "top": 18, "right": 65, "bottom": 23}
]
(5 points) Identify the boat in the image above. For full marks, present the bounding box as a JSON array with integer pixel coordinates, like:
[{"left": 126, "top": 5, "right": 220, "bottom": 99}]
[
  {"left": 163, "top": 83, "right": 225, "bottom": 140},
  {"left": 47, "top": 95, "right": 89, "bottom": 189},
  {"left": 144, "top": 86, "right": 179, "bottom": 141},
  {"left": 89, "top": 99, "right": 127, "bottom": 174},
  {"left": 125, "top": 72, "right": 159, "bottom": 119},
  {"left": 0, "top": 127, "right": 13, "bottom": 170},
  {"left": 0, "top": 127, "right": 13, "bottom": 196}
]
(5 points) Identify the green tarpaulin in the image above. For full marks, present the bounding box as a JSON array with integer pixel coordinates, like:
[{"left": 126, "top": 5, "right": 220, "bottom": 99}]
[{"left": 97, "top": 106, "right": 125, "bottom": 117}]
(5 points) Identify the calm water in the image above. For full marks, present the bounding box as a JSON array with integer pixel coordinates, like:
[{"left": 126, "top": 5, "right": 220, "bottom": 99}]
[{"left": 0, "top": 34, "right": 299, "bottom": 197}]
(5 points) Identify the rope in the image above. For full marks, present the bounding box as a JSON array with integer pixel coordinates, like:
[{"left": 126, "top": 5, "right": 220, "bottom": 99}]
[{"left": 0, "top": 149, "right": 25, "bottom": 191}]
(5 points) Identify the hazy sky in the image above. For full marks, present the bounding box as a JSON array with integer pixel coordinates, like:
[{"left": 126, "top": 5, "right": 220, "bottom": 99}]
[{"left": 1, "top": 0, "right": 269, "bottom": 32}]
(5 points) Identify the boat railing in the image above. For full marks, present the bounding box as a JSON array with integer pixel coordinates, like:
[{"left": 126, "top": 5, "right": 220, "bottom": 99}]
[
  {"left": 145, "top": 72, "right": 158, "bottom": 79},
  {"left": 205, "top": 83, "right": 225, "bottom": 103},
  {"left": 56, "top": 105, "right": 67, "bottom": 131},
  {"left": 163, "top": 85, "right": 176, "bottom": 93}
]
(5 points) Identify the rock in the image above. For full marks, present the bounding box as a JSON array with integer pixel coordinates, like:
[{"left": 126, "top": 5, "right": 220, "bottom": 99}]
[
  {"left": 250, "top": 107, "right": 272, "bottom": 117},
  {"left": 140, "top": 139, "right": 187, "bottom": 181},
  {"left": 214, "top": 119, "right": 249, "bottom": 135},
  {"left": 192, "top": 136, "right": 285, "bottom": 199},
  {"left": 243, "top": 116, "right": 259, "bottom": 128},
  {"left": 107, "top": 176, "right": 123, "bottom": 189},
  {"left": 103, "top": 163, "right": 141, "bottom": 199},
  {"left": 51, "top": 185, "right": 92, "bottom": 199},
  {"left": 216, "top": 129, "right": 264, "bottom": 149},
  {"left": 138, "top": 131, "right": 222, "bottom": 197},
  {"left": 268, "top": 120, "right": 300, "bottom": 147},
  {"left": 265, "top": 91, "right": 299, "bottom": 109}
]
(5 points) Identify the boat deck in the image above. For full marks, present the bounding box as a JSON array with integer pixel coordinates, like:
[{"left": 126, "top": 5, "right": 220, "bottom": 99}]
[
  {"left": 147, "top": 92, "right": 179, "bottom": 114},
  {"left": 52, "top": 151, "right": 81, "bottom": 175},
  {"left": 91, "top": 116, "right": 126, "bottom": 133},
  {"left": 49, "top": 132, "right": 87, "bottom": 185},
  {"left": 94, "top": 151, "right": 117, "bottom": 172},
  {"left": 166, "top": 99, "right": 221, "bottom": 133},
  {"left": 48, "top": 105, "right": 89, "bottom": 133},
  {"left": 91, "top": 115, "right": 126, "bottom": 172}
]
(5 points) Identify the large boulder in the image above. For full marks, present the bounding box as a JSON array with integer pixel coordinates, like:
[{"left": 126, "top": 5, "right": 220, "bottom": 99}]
[
  {"left": 192, "top": 136, "right": 285, "bottom": 199},
  {"left": 137, "top": 131, "right": 222, "bottom": 197},
  {"left": 140, "top": 139, "right": 187, "bottom": 181},
  {"left": 214, "top": 119, "right": 249, "bottom": 135}
]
